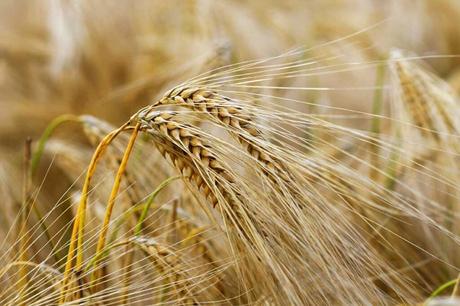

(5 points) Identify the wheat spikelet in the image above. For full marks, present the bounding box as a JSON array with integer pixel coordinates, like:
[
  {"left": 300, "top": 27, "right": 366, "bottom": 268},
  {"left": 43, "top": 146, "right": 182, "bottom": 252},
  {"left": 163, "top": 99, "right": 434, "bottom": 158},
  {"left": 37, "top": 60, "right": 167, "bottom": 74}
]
[
  {"left": 391, "top": 52, "right": 460, "bottom": 144},
  {"left": 134, "top": 110, "right": 238, "bottom": 210},
  {"left": 131, "top": 236, "right": 223, "bottom": 305},
  {"left": 394, "top": 60, "right": 435, "bottom": 136}
]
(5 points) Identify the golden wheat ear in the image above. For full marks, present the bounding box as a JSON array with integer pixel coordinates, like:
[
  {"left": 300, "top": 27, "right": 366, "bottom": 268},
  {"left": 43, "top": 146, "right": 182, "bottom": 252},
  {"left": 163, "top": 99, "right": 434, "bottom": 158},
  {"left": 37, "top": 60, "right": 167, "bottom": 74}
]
[
  {"left": 391, "top": 50, "right": 460, "bottom": 142},
  {"left": 154, "top": 87, "right": 291, "bottom": 180},
  {"left": 135, "top": 110, "right": 239, "bottom": 210},
  {"left": 130, "top": 108, "right": 397, "bottom": 305},
  {"left": 132, "top": 110, "right": 268, "bottom": 304}
]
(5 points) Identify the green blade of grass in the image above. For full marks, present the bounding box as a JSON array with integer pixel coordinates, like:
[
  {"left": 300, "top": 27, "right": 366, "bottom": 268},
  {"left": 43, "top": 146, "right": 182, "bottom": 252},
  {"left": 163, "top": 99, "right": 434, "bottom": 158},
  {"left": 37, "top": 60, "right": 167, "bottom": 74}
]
[
  {"left": 134, "top": 176, "right": 180, "bottom": 236},
  {"left": 30, "top": 114, "right": 80, "bottom": 177}
]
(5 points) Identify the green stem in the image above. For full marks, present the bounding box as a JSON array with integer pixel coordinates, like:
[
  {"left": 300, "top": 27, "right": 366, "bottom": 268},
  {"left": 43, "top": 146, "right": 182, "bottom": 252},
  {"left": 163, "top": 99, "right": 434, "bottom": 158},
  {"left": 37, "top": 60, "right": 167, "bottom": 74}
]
[
  {"left": 84, "top": 241, "right": 131, "bottom": 273},
  {"left": 30, "top": 114, "right": 80, "bottom": 177},
  {"left": 29, "top": 114, "right": 80, "bottom": 265},
  {"left": 134, "top": 176, "right": 180, "bottom": 236},
  {"left": 369, "top": 60, "right": 386, "bottom": 180},
  {"left": 425, "top": 278, "right": 457, "bottom": 305}
]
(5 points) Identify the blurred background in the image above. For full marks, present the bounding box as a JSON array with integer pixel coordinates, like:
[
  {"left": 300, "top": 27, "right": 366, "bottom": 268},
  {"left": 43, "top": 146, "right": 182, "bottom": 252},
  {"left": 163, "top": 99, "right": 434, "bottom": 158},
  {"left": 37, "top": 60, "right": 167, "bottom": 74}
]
[{"left": 2, "top": 0, "right": 460, "bottom": 156}]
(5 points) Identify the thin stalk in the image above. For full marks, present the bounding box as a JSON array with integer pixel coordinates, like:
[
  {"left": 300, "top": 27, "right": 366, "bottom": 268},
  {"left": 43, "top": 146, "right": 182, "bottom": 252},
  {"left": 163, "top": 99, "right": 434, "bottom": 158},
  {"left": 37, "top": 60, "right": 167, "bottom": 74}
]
[
  {"left": 134, "top": 176, "right": 180, "bottom": 236},
  {"left": 369, "top": 60, "right": 386, "bottom": 181},
  {"left": 424, "top": 278, "right": 457, "bottom": 305},
  {"left": 90, "top": 123, "right": 140, "bottom": 292},
  {"left": 59, "top": 122, "right": 129, "bottom": 304},
  {"left": 31, "top": 114, "right": 80, "bottom": 177},
  {"left": 28, "top": 114, "right": 80, "bottom": 265},
  {"left": 384, "top": 148, "right": 400, "bottom": 191},
  {"left": 17, "top": 138, "right": 32, "bottom": 306},
  {"left": 122, "top": 175, "right": 179, "bottom": 304},
  {"left": 452, "top": 273, "right": 460, "bottom": 297}
]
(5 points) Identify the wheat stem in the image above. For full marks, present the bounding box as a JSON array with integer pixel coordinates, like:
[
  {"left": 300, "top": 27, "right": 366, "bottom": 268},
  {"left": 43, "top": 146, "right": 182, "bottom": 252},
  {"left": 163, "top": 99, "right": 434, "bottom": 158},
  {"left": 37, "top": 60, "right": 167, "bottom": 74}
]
[
  {"left": 59, "top": 123, "right": 129, "bottom": 304},
  {"left": 134, "top": 176, "right": 180, "bottom": 236},
  {"left": 89, "top": 122, "right": 140, "bottom": 293},
  {"left": 31, "top": 114, "right": 80, "bottom": 177}
]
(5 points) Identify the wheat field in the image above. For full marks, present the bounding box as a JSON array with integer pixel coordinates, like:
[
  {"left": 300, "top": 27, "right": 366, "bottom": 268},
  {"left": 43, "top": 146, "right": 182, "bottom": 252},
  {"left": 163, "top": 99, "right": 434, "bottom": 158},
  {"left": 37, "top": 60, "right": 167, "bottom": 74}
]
[{"left": 2, "top": 1, "right": 460, "bottom": 305}]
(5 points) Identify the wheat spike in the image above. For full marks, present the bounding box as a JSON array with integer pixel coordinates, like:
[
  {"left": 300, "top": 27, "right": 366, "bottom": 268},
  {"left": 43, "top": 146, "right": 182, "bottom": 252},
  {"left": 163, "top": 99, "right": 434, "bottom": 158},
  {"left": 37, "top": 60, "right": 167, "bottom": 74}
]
[
  {"left": 134, "top": 110, "right": 238, "bottom": 209},
  {"left": 131, "top": 236, "right": 223, "bottom": 305},
  {"left": 152, "top": 86, "right": 290, "bottom": 181}
]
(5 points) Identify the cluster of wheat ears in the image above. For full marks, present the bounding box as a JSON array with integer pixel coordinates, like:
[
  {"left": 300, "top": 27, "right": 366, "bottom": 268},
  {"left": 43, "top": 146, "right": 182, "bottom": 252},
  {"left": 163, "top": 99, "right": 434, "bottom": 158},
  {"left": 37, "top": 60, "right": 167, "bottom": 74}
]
[{"left": 3, "top": 1, "right": 460, "bottom": 305}]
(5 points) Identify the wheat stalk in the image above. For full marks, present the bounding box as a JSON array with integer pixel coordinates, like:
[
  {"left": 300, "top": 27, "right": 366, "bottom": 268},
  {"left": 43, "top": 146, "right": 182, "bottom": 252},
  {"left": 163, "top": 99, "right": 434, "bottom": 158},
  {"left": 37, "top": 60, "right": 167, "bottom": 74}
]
[{"left": 59, "top": 123, "right": 131, "bottom": 304}]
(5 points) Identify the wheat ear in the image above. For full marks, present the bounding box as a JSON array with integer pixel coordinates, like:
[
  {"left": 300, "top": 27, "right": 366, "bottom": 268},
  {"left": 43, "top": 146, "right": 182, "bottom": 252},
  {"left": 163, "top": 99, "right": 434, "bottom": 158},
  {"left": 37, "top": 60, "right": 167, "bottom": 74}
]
[
  {"left": 134, "top": 110, "right": 238, "bottom": 209},
  {"left": 152, "top": 86, "right": 290, "bottom": 181}
]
